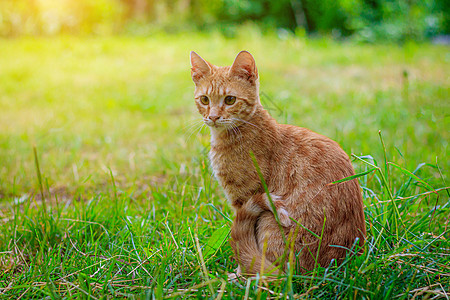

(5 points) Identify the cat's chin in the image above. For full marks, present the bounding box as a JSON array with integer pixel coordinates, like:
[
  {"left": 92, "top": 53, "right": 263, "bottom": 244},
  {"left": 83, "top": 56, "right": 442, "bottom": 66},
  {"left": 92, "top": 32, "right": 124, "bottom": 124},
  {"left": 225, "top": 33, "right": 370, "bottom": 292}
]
[
  {"left": 209, "top": 125, "right": 227, "bottom": 140},
  {"left": 204, "top": 121, "right": 225, "bottom": 130},
  {"left": 209, "top": 124, "right": 226, "bottom": 132}
]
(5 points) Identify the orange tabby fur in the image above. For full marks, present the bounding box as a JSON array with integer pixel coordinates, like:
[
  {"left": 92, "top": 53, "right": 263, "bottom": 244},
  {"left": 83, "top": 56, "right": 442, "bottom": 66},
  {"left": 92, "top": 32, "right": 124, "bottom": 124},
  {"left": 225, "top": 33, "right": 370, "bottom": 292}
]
[{"left": 190, "top": 51, "right": 366, "bottom": 276}]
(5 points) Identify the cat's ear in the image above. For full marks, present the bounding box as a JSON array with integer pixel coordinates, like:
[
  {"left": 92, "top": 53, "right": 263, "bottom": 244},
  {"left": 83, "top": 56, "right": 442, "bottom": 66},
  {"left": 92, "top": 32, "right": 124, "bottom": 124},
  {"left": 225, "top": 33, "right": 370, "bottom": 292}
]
[
  {"left": 190, "top": 51, "right": 211, "bottom": 83},
  {"left": 229, "top": 51, "right": 258, "bottom": 82}
]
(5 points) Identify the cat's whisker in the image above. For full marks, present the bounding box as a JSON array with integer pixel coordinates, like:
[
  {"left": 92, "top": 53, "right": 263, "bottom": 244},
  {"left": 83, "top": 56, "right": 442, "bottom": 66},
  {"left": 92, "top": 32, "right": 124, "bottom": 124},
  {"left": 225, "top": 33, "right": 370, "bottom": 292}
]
[
  {"left": 226, "top": 119, "right": 242, "bottom": 137},
  {"left": 183, "top": 121, "right": 203, "bottom": 137},
  {"left": 229, "top": 121, "right": 243, "bottom": 144},
  {"left": 184, "top": 127, "right": 200, "bottom": 142},
  {"left": 228, "top": 124, "right": 237, "bottom": 141},
  {"left": 232, "top": 121, "right": 243, "bottom": 144},
  {"left": 182, "top": 118, "right": 204, "bottom": 129},
  {"left": 221, "top": 120, "right": 241, "bottom": 143},
  {"left": 224, "top": 124, "right": 231, "bottom": 140},
  {"left": 185, "top": 122, "right": 206, "bottom": 142},
  {"left": 196, "top": 124, "right": 207, "bottom": 139},
  {"left": 231, "top": 118, "right": 263, "bottom": 131},
  {"left": 182, "top": 119, "right": 205, "bottom": 135}
]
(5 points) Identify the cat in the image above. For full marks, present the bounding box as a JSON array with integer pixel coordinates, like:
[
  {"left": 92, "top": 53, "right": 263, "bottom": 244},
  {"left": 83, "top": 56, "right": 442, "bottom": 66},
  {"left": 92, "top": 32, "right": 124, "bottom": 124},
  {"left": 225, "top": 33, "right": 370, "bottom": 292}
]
[{"left": 190, "top": 50, "right": 366, "bottom": 276}]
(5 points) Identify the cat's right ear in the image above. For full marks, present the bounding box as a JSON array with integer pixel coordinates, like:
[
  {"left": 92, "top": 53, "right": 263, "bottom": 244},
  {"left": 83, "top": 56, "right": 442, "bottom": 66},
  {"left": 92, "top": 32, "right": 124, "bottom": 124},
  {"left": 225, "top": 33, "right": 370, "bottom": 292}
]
[{"left": 190, "top": 51, "right": 211, "bottom": 83}]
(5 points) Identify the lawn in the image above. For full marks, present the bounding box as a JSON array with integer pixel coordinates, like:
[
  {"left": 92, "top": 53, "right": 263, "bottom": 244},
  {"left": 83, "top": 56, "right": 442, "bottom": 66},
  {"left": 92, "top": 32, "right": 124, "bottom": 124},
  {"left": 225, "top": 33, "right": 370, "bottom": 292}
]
[{"left": 0, "top": 31, "right": 449, "bottom": 298}]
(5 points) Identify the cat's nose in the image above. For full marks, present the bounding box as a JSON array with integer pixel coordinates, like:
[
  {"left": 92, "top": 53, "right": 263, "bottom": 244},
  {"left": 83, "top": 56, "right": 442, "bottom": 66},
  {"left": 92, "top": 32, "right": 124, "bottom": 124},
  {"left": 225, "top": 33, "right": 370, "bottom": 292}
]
[{"left": 208, "top": 115, "right": 220, "bottom": 122}]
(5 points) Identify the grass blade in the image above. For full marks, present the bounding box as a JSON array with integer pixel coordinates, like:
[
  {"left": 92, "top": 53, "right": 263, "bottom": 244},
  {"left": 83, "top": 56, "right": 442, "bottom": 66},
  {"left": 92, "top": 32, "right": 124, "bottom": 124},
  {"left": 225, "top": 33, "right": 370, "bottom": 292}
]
[
  {"left": 33, "top": 146, "right": 47, "bottom": 215},
  {"left": 249, "top": 151, "right": 287, "bottom": 245},
  {"left": 203, "top": 226, "right": 230, "bottom": 259},
  {"left": 388, "top": 162, "right": 437, "bottom": 194},
  {"left": 328, "top": 168, "right": 378, "bottom": 185}
]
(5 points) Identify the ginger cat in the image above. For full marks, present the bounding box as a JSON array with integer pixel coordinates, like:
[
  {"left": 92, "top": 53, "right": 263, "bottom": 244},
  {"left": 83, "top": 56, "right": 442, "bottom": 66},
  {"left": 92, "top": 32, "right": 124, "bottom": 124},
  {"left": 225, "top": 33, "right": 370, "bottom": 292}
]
[{"left": 190, "top": 50, "right": 366, "bottom": 276}]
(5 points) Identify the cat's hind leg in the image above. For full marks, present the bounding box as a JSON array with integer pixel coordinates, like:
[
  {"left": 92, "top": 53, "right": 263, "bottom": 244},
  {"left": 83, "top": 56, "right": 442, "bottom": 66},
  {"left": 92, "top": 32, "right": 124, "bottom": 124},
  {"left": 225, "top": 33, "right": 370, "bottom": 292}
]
[
  {"left": 230, "top": 206, "right": 281, "bottom": 276},
  {"left": 255, "top": 211, "right": 294, "bottom": 272},
  {"left": 230, "top": 194, "right": 285, "bottom": 276}
]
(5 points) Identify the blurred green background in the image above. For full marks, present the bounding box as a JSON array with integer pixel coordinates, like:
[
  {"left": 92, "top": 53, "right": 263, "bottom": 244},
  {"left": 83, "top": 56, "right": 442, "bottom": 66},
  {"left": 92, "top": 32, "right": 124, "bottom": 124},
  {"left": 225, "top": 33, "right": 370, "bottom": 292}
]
[{"left": 0, "top": 0, "right": 449, "bottom": 42}]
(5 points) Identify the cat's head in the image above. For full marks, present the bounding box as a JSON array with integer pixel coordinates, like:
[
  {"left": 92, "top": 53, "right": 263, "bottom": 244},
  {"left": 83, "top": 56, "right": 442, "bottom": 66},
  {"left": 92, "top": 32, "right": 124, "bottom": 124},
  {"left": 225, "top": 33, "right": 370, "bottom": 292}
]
[{"left": 190, "top": 51, "right": 260, "bottom": 130}]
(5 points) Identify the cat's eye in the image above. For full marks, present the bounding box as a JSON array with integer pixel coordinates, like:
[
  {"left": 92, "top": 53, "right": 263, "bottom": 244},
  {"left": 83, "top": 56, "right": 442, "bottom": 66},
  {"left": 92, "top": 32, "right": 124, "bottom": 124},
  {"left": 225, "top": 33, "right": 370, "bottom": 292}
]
[
  {"left": 200, "top": 96, "right": 209, "bottom": 105},
  {"left": 224, "top": 96, "right": 236, "bottom": 105}
]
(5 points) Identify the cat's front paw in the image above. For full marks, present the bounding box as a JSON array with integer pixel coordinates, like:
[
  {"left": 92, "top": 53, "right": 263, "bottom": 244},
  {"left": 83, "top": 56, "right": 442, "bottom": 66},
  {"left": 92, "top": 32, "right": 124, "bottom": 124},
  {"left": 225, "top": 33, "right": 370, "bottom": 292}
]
[
  {"left": 265, "top": 194, "right": 291, "bottom": 227},
  {"left": 277, "top": 207, "right": 291, "bottom": 227}
]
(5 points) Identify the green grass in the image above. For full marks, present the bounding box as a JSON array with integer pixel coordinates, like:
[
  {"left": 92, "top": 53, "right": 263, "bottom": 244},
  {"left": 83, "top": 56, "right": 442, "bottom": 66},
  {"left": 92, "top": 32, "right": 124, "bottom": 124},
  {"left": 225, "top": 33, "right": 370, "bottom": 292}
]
[{"left": 0, "top": 31, "right": 449, "bottom": 298}]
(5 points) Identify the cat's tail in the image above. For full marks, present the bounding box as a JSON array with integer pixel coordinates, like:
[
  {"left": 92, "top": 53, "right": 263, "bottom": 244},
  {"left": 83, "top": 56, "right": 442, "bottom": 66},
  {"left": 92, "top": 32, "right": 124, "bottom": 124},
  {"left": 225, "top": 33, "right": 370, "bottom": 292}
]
[{"left": 230, "top": 195, "right": 281, "bottom": 276}]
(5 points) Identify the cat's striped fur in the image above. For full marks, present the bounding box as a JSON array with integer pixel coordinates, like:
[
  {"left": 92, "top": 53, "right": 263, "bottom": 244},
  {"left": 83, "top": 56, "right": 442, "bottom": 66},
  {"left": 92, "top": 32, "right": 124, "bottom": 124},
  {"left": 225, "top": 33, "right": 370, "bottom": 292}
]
[{"left": 190, "top": 51, "right": 366, "bottom": 276}]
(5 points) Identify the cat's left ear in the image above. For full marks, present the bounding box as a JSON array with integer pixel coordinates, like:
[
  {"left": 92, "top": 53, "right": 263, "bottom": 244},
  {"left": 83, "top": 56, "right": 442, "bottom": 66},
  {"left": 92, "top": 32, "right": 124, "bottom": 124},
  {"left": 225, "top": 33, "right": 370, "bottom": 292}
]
[
  {"left": 229, "top": 51, "right": 258, "bottom": 82},
  {"left": 190, "top": 51, "right": 211, "bottom": 83}
]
